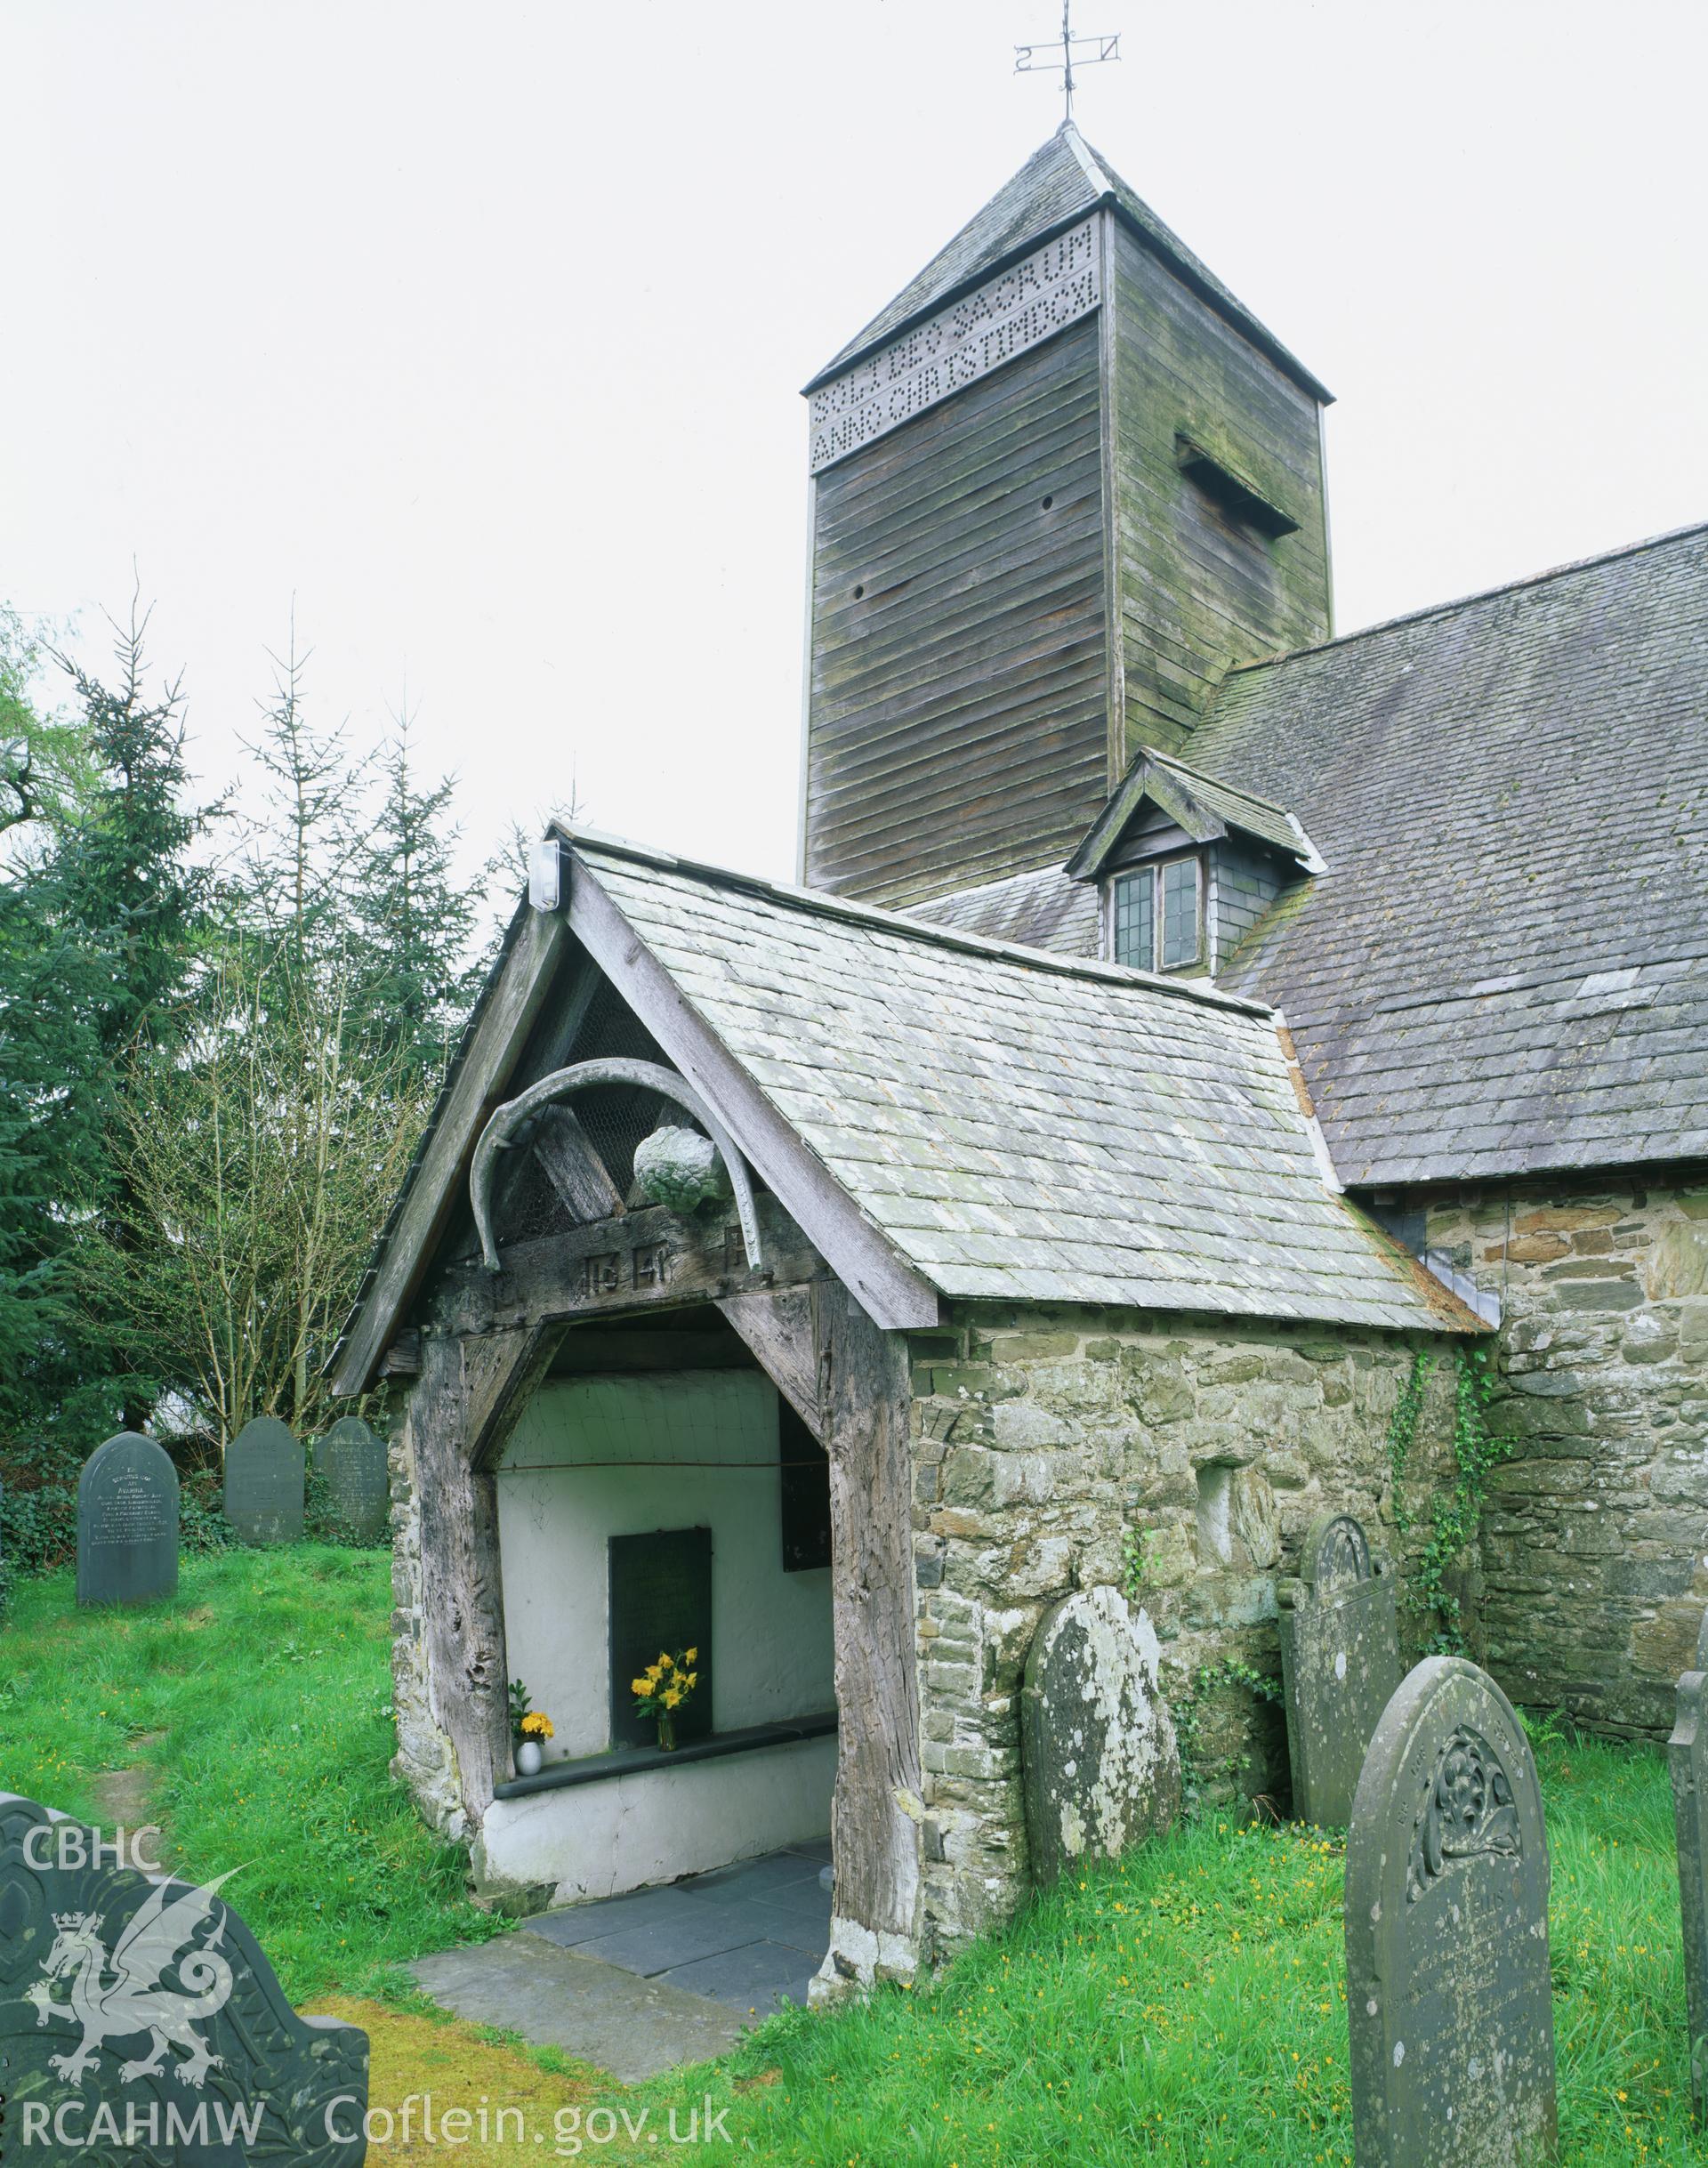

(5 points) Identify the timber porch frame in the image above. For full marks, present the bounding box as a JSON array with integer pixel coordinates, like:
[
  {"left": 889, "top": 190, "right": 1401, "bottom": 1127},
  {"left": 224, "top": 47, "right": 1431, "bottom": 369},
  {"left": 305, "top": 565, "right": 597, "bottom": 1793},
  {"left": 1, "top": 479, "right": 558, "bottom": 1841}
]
[{"left": 404, "top": 1188, "right": 924, "bottom": 1954}]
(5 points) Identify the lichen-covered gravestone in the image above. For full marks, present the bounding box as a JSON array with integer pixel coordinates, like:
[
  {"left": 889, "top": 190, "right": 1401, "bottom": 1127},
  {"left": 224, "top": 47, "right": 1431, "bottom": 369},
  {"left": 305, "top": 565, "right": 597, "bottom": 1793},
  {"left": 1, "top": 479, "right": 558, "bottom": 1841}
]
[
  {"left": 223, "top": 1417, "right": 304, "bottom": 1544},
  {"left": 0, "top": 1791, "right": 367, "bottom": 2165},
  {"left": 76, "top": 1432, "right": 180, "bottom": 1608},
  {"left": 1346, "top": 1656, "right": 1556, "bottom": 2168},
  {"left": 1278, "top": 1510, "right": 1401, "bottom": 1827},
  {"left": 313, "top": 1416, "right": 389, "bottom": 1543},
  {"left": 1019, "top": 1584, "right": 1180, "bottom": 1886},
  {"left": 1668, "top": 1654, "right": 1708, "bottom": 2120}
]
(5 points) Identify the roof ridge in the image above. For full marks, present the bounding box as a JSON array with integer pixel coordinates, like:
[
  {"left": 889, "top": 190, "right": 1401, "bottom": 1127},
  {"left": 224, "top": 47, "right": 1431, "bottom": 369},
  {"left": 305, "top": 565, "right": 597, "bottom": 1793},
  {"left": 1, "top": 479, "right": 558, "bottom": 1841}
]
[
  {"left": 554, "top": 823, "right": 1272, "bottom": 1020},
  {"left": 1226, "top": 515, "right": 1708, "bottom": 678}
]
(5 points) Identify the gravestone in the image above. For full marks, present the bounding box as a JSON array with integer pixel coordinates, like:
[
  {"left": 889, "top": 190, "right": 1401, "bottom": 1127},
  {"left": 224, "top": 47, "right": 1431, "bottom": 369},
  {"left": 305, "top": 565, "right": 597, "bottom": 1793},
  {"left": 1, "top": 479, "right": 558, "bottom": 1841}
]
[
  {"left": 1669, "top": 1661, "right": 1708, "bottom": 2120},
  {"left": 313, "top": 1416, "right": 390, "bottom": 1543},
  {"left": 1019, "top": 1584, "right": 1180, "bottom": 1886},
  {"left": 1346, "top": 1656, "right": 1556, "bottom": 2168},
  {"left": 76, "top": 1432, "right": 180, "bottom": 1608},
  {"left": 0, "top": 1790, "right": 367, "bottom": 2164},
  {"left": 1278, "top": 1509, "right": 1401, "bottom": 1826},
  {"left": 223, "top": 1417, "right": 304, "bottom": 1544}
]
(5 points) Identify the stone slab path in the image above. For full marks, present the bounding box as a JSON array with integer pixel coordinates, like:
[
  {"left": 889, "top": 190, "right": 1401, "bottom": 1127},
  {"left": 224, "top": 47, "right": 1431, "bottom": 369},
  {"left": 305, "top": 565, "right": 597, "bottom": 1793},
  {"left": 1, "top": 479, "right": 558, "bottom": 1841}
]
[{"left": 407, "top": 1841, "right": 832, "bottom": 2082}]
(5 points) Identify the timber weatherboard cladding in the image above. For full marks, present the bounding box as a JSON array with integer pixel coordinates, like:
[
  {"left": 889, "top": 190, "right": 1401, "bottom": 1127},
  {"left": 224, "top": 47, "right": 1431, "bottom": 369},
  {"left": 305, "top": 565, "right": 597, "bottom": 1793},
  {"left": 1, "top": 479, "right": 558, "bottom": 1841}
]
[
  {"left": 803, "top": 142, "right": 1333, "bottom": 917},
  {"left": 1108, "top": 220, "right": 1331, "bottom": 763},
  {"left": 806, "top": 313, "right": 1109, "bottom": 907}
]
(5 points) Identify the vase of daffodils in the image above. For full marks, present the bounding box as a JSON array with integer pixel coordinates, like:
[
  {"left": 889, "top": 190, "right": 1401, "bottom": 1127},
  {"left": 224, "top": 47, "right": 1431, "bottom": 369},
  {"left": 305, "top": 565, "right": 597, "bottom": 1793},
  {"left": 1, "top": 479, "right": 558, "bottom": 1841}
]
[
  {"left": 508, "top": 1678, "right": 554, "bottom": 1776},
  {"left": 632, "top": 1648, "right": 699, "bottom": 1751}
]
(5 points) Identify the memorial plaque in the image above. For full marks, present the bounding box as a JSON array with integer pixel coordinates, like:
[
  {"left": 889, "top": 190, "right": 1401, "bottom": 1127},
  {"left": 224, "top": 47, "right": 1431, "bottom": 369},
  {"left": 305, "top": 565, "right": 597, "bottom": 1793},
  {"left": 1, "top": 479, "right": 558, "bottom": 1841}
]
[
  {"left": 1669, "top": 1664, "right": 1708, "bottom": 2121},
  {"left": 1278, "top": 1509, "right": 1401, "bottom": 1827},
  {"left": 1346, "top": 1656, "right": 1557, "bottom": 2168},
  {"left": 1020, "top": 1585, "right": 1180, "bottom": 1886},
  {"left": 312, "top": 1416, "right": 390, "bottom": 1543},
  {"left": 608, "top": 1527, "right": 713, "bottom": 1749},
  {"left": 223, "top": 1418, "right": 304, "bottom": 1544},
  {"left": 76, "top": 1432, "right": 179, "bottom": 1608},
  {"left": 0, "top": 1790, "right": 367, "bottom": 2164}
]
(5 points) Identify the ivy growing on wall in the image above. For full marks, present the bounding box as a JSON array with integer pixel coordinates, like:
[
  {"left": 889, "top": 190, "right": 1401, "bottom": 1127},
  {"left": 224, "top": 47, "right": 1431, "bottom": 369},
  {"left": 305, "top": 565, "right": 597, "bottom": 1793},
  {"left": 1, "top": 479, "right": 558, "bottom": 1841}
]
[
  {"left": 1168, "top": 1656, "right": 1283, "bottom": 1805},
  {"left": 1385, "top": 1345, "right": 1507, "bottom": 1655}
]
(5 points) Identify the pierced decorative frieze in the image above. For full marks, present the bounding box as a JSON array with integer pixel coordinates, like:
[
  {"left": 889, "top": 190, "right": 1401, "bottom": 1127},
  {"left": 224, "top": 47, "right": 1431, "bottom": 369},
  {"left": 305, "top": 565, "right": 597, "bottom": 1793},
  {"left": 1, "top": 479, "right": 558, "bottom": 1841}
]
[{"left": 809, "top": 217, "right": 1101, "bottom": 473}]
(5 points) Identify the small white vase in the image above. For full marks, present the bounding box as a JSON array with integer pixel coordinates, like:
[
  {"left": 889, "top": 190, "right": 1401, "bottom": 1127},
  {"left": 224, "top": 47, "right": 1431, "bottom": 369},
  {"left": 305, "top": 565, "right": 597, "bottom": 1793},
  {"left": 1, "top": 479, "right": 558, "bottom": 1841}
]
[{"left": 515, "top": 1738, "right": 544, "bottom": 1777}]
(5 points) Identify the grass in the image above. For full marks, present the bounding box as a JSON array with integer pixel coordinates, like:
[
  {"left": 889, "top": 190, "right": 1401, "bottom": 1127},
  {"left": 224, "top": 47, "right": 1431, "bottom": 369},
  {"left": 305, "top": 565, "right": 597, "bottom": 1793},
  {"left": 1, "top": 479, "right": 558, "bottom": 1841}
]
[
  {"left": 626, "top": 1725, "right": 1699, "bottom": 2166},
  {"left": 2, "top": 1553, "right": 1700, "bottom": 2163},
  {"left": 0, "top": 1547, "right": 507, "bottom": 2001}
]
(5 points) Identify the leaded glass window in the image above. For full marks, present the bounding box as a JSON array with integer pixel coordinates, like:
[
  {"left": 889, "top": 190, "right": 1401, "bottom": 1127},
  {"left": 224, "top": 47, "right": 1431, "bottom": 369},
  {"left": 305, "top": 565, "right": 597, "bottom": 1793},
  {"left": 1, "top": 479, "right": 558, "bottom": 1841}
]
[
  {"left": 1112, "top": 871, "right": 1153, "bottom": 971},
  {"left": 1160, "top": 857, "right": 1202, "bottom": 969},
  {"left": 1109, "top": 857, "right": 1202, "bottom": 971}
]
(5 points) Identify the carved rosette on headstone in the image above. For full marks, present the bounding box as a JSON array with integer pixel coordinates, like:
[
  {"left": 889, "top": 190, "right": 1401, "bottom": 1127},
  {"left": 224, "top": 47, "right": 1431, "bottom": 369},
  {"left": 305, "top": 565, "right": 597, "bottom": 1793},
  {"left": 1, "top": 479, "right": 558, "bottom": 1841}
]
[
  {"left": 1669, "top": 1654, "right": 1708, "bottom": 2121},
  {"left": 1019, "top": 1584, "right": 1180, "bottom": 1887},
  {"left": 0, "top": 1791, "right": 367, "bottom": 2166},
  {"left": 77, "top": 1433, "right": 180, "bottom": 1608},
  {"left": 1278, "top": 1510, "right": 1401, "bottom": 1827},
  {"left": 1346, "top": 1656, "right": 1557, "bottom": 2168},
  {"left": 312, "top": 1417, "right": 390, "bottom": 1544},
  {"left": 223, "top": 1418, "right": 304, "bottom": 1544}
]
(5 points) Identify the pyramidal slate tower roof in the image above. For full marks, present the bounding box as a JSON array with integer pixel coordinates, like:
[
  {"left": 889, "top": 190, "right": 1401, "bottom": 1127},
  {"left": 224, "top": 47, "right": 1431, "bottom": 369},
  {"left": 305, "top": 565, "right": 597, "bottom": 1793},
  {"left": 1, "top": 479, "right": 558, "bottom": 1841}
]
[{"left": 807, "top": 121, "right": 1330, "bottom": 402}]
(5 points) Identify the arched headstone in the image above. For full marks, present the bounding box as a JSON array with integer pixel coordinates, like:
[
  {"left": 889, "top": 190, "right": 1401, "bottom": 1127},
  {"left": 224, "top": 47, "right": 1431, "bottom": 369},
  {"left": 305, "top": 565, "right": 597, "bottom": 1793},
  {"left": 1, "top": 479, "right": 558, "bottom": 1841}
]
[
  {"left": 1277, "top": 1508, "right": 1401, "bottom": 1826},
  {"left": 1669, "top": 1662, "right": 1708, "bottom": 2122},
  {"left": 1019, "top": 1584, "right": 1180, "bottom": 1886},
  {"left": 77, "top": 1433, "right": 179, "bottom": 1608},
  {"left": 313, "top": 1417, "right": 389, "bottom": 1543},
  {"left": 223, "top": 1419, "right": 304, "bottom": 1544},
  {"left": 1346, "top": 1656, "right": 1556, "bottom": 2168},
  {"left": 0, "top": 1791, "right": 367, "bottom": 2163}
]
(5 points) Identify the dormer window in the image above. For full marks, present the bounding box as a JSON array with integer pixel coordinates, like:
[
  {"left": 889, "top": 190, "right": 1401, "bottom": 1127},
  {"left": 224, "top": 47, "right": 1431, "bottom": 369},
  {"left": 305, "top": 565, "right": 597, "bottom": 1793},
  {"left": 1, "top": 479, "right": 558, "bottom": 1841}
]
[
  {"left": 1070, "top": 746, "right": 1322, "bottom": 981},
  {"left": 1113, "top": 856, "right": 1202, "bottom": 972}
]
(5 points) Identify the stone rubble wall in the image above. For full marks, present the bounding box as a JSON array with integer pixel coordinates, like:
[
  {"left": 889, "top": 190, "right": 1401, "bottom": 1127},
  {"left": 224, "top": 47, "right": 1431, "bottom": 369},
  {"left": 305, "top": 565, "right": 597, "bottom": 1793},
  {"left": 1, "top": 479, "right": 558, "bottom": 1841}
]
[
  {"left": 907, "top": 1305, "right": 1460, "bottom": 1957},
  {"left": 387, "top": 1408, "right": 470, "bottom": 1843},
  {"left": 1426, "top": 1170, "right": 1708, "bottom": 1737}
]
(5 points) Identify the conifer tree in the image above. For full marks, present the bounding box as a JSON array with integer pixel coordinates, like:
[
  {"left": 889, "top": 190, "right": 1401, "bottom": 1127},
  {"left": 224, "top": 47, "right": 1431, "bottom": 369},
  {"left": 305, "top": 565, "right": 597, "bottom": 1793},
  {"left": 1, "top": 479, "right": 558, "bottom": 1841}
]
[{"left": 348, "top": 704, "right": 484, "bottom": 1081}]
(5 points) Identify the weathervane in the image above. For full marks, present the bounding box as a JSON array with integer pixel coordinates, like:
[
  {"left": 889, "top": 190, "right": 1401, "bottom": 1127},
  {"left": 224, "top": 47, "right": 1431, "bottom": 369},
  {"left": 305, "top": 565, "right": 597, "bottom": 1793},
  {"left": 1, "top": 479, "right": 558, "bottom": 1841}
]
[{"left": 1015, "top": 2, "right": 1120, "bottom": 124}]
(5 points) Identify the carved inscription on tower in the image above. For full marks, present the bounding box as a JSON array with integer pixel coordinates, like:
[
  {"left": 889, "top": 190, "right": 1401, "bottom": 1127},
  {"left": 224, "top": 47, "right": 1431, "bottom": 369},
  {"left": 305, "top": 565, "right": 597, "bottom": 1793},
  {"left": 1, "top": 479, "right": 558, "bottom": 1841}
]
[{"left": 809, "top": 216, "right": 1101, "bottom": 472}]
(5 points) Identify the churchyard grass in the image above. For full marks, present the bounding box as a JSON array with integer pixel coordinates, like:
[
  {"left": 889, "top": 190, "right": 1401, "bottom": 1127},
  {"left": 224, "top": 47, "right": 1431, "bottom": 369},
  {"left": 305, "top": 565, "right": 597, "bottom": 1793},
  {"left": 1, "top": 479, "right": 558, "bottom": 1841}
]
[
  {"left": 0, "top": 1546, "right": 506, "bottom": 2002},
  {"left": 0, "top": 1548, "right": 1698, "bottom": 2161},
  {"left": 629, "top": 1723, "right": 1697, "bottom": 2165}
]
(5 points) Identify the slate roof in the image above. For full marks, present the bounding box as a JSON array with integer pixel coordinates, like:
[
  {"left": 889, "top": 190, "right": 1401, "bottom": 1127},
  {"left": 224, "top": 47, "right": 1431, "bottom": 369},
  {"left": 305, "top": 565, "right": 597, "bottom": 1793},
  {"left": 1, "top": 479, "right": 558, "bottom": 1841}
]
[
  {"left": 900, "top": 862, "right": 1100, "bottom": 957},
  {"left": 808, "top": 123, "right": 1330, "bottom": 402},
  {"left": 1185, "top": 521, "right": 1708, "bottom": 1188},
  {"left": 1068, "top": 746, "right": 1317, "bottom": 879},
  {"left": 568, "top": 836, "right": 1470, "bottom": 1333}
]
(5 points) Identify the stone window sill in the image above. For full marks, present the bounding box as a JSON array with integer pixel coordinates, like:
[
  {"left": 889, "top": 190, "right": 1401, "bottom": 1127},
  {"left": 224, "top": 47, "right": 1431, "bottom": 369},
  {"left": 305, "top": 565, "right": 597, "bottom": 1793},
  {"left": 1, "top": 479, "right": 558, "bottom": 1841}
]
[{"left": 492, "top": 1712, "right": 838, "bottom": 1801}]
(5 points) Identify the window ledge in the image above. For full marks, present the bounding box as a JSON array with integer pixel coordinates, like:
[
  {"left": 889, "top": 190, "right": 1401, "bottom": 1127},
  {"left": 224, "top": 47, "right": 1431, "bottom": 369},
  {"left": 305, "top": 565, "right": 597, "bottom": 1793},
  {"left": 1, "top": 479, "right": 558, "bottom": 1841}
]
[{"left": 492, "top": 1712, "right": 838, "bottom": 1801}]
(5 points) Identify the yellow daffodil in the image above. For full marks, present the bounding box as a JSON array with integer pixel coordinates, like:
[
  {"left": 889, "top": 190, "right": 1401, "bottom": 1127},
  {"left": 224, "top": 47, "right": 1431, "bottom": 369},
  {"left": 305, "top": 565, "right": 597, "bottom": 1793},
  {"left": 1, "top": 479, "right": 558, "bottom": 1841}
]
[
  {"left": 631, "top": 1677, "right": 650, "bottom": 1697},
  {"left": 684, "top": 1648, "right": 698, "bottom": 1664}
]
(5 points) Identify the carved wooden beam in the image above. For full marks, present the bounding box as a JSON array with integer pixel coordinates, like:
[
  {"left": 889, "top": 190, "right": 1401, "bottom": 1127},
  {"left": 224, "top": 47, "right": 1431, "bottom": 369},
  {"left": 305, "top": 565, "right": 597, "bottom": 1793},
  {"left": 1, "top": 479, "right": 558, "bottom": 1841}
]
[
  {"left": 816, "top": 1281, "right": 922, "bottom": 1948},
  {"left": 468, "top": 1056, "right": 763, "bottom": 1277},
  {"left": 530, "top": 1104, "right": 623, "bottom": 1222},
  {"left": 409, "top": 1324, "right": 562, "bottom": 1824},
  {"left": 715, "top": 1277, "right": 922, "bottom": 1949},
  {"left": 716, "top": 1284, "right": 824, "bottom": 1436},
  {"left": 432, "top": 1196, "right": 823, "bottom": 1340}
]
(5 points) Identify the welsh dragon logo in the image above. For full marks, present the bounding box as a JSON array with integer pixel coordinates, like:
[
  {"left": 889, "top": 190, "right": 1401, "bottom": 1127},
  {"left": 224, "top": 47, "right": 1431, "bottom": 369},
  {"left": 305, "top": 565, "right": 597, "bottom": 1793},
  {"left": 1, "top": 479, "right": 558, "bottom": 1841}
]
[{"left": 24, "top": 1867, "right": 240, "bottom": 2088}]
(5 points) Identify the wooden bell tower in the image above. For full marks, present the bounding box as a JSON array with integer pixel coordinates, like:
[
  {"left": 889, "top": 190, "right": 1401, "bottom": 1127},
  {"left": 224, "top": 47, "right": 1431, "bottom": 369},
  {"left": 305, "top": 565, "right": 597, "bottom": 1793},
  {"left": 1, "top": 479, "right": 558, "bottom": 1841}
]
[{"left": 799, "top": 125, "right": 1333, "bottom": 914}]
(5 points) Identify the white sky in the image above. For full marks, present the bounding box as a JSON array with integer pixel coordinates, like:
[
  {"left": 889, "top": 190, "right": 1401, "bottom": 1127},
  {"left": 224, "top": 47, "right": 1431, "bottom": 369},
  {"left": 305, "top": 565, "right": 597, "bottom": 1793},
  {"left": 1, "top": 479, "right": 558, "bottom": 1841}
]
[{"left": 5, "top": 1, "right": 1706, "bottom": 900}]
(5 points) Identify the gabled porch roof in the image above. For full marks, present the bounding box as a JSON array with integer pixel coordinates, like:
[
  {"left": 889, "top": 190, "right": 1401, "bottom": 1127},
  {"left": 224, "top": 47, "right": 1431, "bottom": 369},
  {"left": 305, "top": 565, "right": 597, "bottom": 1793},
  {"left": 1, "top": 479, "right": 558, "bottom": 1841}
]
[{"left": 331, "top": 831, "right": 1480, "bottom": 1396}]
